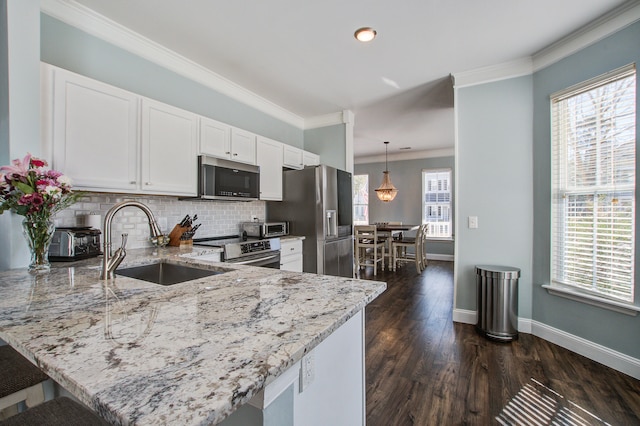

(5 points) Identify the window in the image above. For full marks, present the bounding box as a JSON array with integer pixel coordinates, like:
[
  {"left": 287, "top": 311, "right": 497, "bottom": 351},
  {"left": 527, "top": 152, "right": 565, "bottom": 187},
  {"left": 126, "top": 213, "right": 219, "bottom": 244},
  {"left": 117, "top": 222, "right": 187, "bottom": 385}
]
[
  {"left": 422, "top": 169, "right": 452, "bottom": 238},
  {"left": 551, "top": 64, "right": 636, "bottom": 303},
  {"left": 353, "top": 174, "right": 369, "bottom": 225}
]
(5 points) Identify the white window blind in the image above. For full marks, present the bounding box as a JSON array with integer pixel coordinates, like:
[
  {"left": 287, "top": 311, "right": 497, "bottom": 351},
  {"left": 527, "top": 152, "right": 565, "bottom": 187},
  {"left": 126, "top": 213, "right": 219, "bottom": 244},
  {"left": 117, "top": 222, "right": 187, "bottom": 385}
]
[
  {"left": 353, "top": 174, "right": 369, "bottom": 225},
  {"left": 551, "top": 64, "right": 636, "bottom": 302},
  {"left": 422, "top": 169, "right": 452, "bottom": 238}
]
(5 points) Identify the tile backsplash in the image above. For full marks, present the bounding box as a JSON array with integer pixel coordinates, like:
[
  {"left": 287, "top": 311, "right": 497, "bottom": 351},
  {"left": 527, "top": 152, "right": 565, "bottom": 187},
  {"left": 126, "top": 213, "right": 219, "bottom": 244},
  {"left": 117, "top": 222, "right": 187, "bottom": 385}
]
[{"left": 55, "top": 193, "right": 266, "bottom": 249}]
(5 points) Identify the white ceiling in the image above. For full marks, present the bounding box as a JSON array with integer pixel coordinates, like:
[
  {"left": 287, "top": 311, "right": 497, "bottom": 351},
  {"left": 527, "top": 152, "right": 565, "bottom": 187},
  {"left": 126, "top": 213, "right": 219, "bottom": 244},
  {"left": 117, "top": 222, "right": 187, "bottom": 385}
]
[{"left": 68, "top": 0, "right": 631, "bottom": 160}]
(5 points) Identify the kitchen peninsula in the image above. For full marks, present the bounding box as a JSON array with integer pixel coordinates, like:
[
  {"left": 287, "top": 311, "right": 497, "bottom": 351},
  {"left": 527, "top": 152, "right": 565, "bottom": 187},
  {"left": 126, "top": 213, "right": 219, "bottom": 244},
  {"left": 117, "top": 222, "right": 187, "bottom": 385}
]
[{"left": 0, "top": 247, "right": 385, "bottom": 425}]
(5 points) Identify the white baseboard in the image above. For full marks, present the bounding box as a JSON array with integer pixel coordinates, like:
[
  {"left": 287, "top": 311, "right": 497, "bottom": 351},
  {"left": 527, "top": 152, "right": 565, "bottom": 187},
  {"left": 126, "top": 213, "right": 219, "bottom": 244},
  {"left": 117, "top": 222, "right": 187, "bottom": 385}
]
[
  {"left": 531, "top": 320, "right": 640, "bottom": 380},
  {"left": 426, "top": 253, "right": 454, "bottom": 261},
  {"left": 452, "top": 308, "right": 476, "bottom": 324},
  {"left": 452, "top": 309, "right": 640, "bottom": 380}
]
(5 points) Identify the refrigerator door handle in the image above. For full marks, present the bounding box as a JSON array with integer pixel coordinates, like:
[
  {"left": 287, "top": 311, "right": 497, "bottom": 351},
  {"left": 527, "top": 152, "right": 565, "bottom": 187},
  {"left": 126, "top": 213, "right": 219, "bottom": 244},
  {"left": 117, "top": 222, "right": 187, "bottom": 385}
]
[{"left": 326, "top": 210, "right": 338, "bottom": 238}]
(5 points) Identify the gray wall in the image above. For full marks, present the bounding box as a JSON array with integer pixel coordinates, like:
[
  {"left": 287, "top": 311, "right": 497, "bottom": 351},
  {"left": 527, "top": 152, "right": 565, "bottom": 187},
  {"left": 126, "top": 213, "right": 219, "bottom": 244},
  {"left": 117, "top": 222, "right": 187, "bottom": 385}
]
[
  {"left": 455, "top": 75, "right": 534, "bottom": 318},
  {"left": 40, "top": 14, "right": 304, "bottom": 148},
  {"left": 354, "top": 156, "right": 454, "bottom": 257},
  {"left": 304, "top": 124, "right": 346, "bottom": 170},
  {"left": 531, "top": 21, "right": 640, "bottom": 358},
  {"left": 0, "top": 0, "right": 41, "bottom": 270}
]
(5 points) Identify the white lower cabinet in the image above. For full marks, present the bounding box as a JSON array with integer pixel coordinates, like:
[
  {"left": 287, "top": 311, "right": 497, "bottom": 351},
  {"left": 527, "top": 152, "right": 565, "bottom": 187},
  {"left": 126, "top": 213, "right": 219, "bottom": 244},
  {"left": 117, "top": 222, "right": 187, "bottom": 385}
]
[
  {"left": 256, "top": 137, "right": 283, "bottom": 201},
  {"left": 280, "top": 239, "right": 303, "bottom": 272}
]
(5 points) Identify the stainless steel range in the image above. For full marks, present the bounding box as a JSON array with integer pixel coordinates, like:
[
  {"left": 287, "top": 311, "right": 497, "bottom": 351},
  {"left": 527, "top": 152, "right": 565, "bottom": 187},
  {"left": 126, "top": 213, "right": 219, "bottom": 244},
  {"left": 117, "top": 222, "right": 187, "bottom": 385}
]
[{"left": 193, "top": 235, "right": 281, "bottom": 268}]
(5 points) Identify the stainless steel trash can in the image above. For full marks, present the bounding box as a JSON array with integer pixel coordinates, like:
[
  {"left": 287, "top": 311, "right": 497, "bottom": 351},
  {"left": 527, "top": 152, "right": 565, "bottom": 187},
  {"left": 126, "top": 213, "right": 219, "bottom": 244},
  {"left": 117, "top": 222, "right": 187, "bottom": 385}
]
[{"left": 475, "top": 265, "right": 520, "bottom": 342}]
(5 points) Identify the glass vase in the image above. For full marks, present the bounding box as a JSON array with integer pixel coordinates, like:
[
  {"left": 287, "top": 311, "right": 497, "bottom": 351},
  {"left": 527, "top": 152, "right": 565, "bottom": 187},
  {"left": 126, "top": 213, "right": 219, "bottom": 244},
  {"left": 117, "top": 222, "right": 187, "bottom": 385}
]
[{"left": 22, "top": 217, "right": 55, "bottom": 273}]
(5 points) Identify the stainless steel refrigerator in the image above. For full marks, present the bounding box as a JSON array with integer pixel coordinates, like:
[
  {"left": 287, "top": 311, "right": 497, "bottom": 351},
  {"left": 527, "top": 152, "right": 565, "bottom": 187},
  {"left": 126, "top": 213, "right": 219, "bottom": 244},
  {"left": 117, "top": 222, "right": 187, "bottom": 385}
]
[{"left": 267, "top": 165, "right": 353, "bottom": 278}]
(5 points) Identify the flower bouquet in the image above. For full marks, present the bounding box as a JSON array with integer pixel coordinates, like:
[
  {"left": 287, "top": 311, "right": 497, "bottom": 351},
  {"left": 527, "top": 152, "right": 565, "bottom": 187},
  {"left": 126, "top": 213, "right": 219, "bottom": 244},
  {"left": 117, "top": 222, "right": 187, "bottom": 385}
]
[{"left": 0, "top": 153, "right": 81, "bottom": 272}]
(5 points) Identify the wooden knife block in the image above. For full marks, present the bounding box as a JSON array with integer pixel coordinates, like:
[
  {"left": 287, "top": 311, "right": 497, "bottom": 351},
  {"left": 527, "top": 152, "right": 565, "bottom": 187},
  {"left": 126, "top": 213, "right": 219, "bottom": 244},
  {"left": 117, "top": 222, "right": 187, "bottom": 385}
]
[{"left": 168, "top": 224, "right": 192, "bottom": 247}]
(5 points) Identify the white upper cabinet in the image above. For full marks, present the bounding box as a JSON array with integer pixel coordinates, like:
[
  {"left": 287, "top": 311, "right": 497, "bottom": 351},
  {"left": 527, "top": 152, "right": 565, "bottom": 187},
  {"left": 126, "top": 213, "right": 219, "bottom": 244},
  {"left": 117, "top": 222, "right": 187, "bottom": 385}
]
[
  {"left": 199, "top": 117, "right": 231, "bottom": 159},
  {"left": 46, "top": 65, "right": 197, "bottom": 196},
  {"left": 283, "top": 145, "right": 304, "bottom": 169},
  {"left": 256, "top": 136, "right": 283, "bottom": 201},
  {"left": 199, "top": 120, "right": 256, "bottom": 165},
  {"left": 230, "top": 127, "right": 257, "bottom": 165},
  {"left": 49, "top": 66, "right": 139, "bottom": 191},
  {"left": 141, "top": 99, "right": 198, "bottom": 196},
  {"left": 303, "top": 151, "right": 320, "bottom": 166}
]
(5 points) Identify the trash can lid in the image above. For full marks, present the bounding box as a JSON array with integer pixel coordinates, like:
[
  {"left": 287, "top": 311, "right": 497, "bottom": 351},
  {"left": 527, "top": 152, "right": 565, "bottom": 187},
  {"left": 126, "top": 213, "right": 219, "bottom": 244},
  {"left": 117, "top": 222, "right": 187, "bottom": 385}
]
[{"left": 475, "top": 265, "right": 521, "bottom": 279}]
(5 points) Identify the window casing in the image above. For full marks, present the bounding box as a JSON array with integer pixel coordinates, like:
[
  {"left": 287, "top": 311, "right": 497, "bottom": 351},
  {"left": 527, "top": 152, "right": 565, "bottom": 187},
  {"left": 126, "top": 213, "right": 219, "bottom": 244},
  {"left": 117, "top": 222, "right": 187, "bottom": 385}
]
[
  {"left": 422, "top": 169, "right": 452, "bottom": 238},
  {"left": 353, "top": 174, "right": 369, "bottom": 225},
  {"left": 551, "top": 64, "right": 636, "bottom": 303}
]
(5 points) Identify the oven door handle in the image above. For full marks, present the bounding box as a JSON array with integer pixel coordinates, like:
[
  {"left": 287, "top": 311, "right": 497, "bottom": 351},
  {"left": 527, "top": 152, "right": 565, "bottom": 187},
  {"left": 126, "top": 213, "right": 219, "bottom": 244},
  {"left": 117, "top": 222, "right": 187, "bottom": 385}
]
[{"left": 231, "top": 253, "right": 280, "bottom": 265}]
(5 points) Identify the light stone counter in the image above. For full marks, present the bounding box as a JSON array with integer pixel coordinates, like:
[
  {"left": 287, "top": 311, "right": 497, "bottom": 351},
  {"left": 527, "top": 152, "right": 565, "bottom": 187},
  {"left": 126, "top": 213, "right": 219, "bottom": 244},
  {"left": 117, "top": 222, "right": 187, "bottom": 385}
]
[{"left": 0, "top": 247, "right": 385, "bottom": 425}]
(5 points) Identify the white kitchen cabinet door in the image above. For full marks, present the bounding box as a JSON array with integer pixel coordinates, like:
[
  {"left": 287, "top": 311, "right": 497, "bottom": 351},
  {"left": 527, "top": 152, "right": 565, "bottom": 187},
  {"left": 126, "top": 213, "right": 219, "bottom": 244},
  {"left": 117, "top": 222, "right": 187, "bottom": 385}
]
[
  {"left": 50, "top": 66, "right": 139, "bottom": 191},
  {"left": 141, "top": 99, "right": 197, "bottom": 196},
  {"left": 230, "top": 127, "right": 257, "bottom": 165},
  {"left": 199, "top": 117, "right": 231, "bottom": 158},
  {"left": 283, "top": 145, "right": 304, "bottom": 169},
  {"left": 256, "top": 136, "right": 283, "bottom": 201},
  {"left": 303, "top": 151, "right": 320, "bottom": 166},
  {"left": 280, "top": 239, "right": 303, "bottom": 272}
]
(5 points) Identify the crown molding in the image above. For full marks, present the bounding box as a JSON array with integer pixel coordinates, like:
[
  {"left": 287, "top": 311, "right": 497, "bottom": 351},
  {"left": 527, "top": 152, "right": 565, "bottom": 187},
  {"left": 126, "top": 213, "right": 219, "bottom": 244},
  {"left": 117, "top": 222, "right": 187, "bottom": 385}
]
[
  {"left": 533, "top": 0, "right": 640, "bottom": 71},
  {"left": 40, "top": 0, "right": 306, "bottom": 129},
  {"left": 452, "top": 1, "right": 640, "bottom": 89},
  {"left": 355, "top": 147, "right": 454, "bottom": 164},
  {"left": 304, "top": 112, "right": 345, "bottom": 129},
  {"left": 451, "top": 57, "right": 533, "bottom": 89}
]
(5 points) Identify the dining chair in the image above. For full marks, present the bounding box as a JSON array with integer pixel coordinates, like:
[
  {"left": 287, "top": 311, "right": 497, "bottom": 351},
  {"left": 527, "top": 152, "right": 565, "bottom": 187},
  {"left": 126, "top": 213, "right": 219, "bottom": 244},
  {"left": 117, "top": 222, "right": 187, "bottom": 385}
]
[
  {"left": 375, "top": 222, "right": 402, "bottom": 270},
  {"left": 0, "top": 345, "right": 48, "bottom": 420},
  {"left": 0, "top": 397, "right": 110, "bottom": 425},
  {"left": 391, "top": 224, "right": 427, "bottom": 273},
  {"left": 354, "top": 225, "right": 385, "bottom": 276}
]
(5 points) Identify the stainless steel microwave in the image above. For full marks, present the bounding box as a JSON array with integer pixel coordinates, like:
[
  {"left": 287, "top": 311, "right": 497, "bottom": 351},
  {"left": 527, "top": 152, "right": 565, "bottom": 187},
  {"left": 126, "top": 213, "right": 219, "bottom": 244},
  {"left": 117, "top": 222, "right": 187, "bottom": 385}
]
[{"left": 197, "top": 156, "right": 260, "bottom": 201}]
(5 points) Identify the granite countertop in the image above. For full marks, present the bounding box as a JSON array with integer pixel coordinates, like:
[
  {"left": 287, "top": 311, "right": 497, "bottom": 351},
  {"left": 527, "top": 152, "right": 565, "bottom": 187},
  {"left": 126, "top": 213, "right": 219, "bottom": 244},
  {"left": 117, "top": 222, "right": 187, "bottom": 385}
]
[{"left": 0, "top": 247, "right": 385, "bottom": 425}]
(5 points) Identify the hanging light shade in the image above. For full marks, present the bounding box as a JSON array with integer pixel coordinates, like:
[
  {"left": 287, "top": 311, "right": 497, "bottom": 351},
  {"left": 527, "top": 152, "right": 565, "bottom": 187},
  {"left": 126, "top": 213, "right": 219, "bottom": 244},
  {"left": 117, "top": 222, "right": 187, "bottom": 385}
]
[{"left": 375, "top": 141, "right": 398, "bottom": 202}]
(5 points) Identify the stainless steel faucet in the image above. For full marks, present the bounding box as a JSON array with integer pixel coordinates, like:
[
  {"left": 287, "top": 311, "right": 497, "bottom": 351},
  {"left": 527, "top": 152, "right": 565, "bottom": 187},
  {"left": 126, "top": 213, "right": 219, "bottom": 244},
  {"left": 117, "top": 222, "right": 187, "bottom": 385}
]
[{"left": 100, "top": 201, "right": 162, "bottom": 280}]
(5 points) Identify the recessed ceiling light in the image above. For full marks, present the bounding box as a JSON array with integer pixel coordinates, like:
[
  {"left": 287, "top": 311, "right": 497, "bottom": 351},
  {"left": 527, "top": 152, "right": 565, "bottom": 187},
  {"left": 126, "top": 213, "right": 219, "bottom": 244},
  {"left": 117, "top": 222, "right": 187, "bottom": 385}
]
[{"left": 354, "top": 27, "right": 377, "bottom": 42}]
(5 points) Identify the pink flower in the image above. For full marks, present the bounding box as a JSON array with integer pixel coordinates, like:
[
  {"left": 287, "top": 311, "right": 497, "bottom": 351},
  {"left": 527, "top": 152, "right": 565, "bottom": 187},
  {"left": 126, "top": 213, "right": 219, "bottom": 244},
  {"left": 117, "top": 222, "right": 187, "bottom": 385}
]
[
  {"left": 0, "top": 153, "right": 31, "bottom": 178},
  {"left": 46, "top": 169, "right": 62, "bottom": 179}
]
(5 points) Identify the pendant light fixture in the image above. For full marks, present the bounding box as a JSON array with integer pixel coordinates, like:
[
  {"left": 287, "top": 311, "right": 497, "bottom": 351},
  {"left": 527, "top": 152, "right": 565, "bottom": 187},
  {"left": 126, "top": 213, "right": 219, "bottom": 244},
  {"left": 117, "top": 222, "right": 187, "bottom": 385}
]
[{"left": 375, "top": 141, "right": 398, "bottom": 202}]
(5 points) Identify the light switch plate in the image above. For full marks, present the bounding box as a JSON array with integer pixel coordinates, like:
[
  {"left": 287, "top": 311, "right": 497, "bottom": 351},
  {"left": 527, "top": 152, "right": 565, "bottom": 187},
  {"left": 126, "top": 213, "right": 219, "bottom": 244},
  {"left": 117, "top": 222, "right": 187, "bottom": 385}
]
[
  {"left": 299, "top": 351, "right": 315, "bottom": 392},
  {"left": 468, "top": 216, "right": 478, "bottom": 229}
]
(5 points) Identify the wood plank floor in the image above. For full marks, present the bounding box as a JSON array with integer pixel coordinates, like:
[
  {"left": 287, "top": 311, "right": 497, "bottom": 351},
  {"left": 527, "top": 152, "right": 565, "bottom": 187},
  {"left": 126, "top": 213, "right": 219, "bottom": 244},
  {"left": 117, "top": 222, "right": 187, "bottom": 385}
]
[{"left": 361, "top": 261, "right": 640, "bottom": 425}]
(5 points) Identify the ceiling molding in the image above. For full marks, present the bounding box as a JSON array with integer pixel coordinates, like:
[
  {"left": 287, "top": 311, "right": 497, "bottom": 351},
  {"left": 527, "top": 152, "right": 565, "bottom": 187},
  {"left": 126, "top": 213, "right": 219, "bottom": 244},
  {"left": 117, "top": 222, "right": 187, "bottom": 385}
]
[
  {"left": 304, "top": 112, "right": 345, "bottom": 129},
  {"left": 532, "top": 0, "right": 640, "bottom": 71},
  {"left": 355, "top": 148, "right": 455, "bottom": 164},
  {"left": 40, "top": 0, "right": 307, "bottom": 129},
  {"left": 452, "top": 0, "right": 640, "bottom": 89},
  {"left": 451, "top": 57, "right": 533, "bottom": 89}
]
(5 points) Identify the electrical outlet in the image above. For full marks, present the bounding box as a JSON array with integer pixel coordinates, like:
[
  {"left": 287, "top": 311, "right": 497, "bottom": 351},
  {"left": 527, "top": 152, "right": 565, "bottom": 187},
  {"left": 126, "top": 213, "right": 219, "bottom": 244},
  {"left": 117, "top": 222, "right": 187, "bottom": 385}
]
[
  {"left": 299, "top": 351, "right": 315, "bottom": 392},
  {"left": 468, "top": 216, "right": 478, "bottom": 229}
]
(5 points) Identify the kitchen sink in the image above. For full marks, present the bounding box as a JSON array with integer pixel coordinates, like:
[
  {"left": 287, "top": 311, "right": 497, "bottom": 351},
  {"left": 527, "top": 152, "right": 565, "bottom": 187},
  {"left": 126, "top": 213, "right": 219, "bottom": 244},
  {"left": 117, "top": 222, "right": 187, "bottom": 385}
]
[{"left": 116, "top": 261, "right": 229, "bottom": 285}]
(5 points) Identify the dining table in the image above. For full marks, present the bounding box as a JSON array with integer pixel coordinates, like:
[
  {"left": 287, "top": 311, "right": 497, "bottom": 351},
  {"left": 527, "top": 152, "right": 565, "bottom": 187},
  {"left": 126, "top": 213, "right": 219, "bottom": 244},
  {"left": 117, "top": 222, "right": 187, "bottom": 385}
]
[{"left": 374, "top": 224, "right": 420, "bottom": 270}]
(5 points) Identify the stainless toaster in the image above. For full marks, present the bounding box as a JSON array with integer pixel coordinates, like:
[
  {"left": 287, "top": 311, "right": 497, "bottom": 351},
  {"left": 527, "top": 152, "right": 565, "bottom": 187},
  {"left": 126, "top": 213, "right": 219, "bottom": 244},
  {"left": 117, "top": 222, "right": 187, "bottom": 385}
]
[{"left": 48, "top": 227, "right": 102, "bottom": 261}]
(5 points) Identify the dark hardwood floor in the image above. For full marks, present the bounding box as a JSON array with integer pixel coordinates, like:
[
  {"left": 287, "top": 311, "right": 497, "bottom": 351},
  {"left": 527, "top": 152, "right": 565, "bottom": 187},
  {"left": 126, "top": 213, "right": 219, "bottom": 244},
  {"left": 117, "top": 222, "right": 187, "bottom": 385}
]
[{"left": 362, "top": 261, "right": 640, "bottom": 425}]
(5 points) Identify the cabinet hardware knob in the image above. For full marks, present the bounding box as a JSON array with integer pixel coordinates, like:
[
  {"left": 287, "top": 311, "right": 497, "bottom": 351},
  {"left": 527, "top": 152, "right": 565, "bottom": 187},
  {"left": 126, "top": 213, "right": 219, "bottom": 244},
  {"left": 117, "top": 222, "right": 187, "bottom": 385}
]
[
  {"left": 145, "top": 182, "right": 152, "bottom": 185},
  {"left": 233, "top": 153, "right": 238, "bottom": 156},
  {"left": 130, "top": 181, "right": 136, "bottom": 184},
  {"left": 225, "top": 151, "right": 231, "bottom": 154}
]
